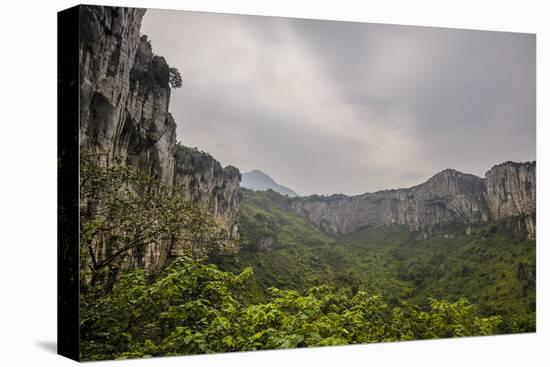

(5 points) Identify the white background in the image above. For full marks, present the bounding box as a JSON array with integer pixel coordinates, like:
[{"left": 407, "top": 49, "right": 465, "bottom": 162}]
[{"left": 0, "top": 0, "right": 547, "bottom": 365}]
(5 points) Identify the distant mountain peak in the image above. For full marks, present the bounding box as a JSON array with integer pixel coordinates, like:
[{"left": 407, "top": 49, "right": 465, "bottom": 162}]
[{"left": 241, "top": 170, "right": 298, "bottom": 197}]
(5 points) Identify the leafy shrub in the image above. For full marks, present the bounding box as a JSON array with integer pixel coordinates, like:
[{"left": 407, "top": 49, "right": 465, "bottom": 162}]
[{"left": 80, "top": 257, "right": 502, "bottom": 360}]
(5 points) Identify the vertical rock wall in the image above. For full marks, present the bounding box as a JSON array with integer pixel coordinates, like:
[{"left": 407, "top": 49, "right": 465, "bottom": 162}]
[
  {"left": 79, "top": 6, "right": 176, "bottom": 184},
  {"left": 78, "top": 6, "right": 241, "bottom": 271},
  {"left": 290, "top": 163, "right": 535, "bottom": 238},
  {"left": 174, "top": 145, "right": 241, "bottom": 239},
  {"left": 291, "top": 169, "right": 489, "bottom": 236},
  {"left": 485, "top": 161, "right": 536, "bottom": 238}
]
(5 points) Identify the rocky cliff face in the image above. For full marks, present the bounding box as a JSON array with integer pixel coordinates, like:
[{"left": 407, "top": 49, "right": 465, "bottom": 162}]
[
  {"left": 291, "top": 169, "right": 489, "bottom": 237},
  {"left": 79, "top": 6, "right": 176, "bottom": 184},
  {"left": 174, "top": 145, "right": 241, "bottom": 239},
  {"left": 78, "top": 6, "right": 240, "bottom": 270},
  {"left": 486, "top": 161, "right": 536, "bottom": 238},
  {"left": 291, "top": 162, "right": 535, "bottom": 238}
]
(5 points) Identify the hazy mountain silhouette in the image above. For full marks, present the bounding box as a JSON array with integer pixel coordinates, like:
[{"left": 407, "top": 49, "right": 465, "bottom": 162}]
[{"left": 241, "top": 170, "right": 298, "bottom": 197}]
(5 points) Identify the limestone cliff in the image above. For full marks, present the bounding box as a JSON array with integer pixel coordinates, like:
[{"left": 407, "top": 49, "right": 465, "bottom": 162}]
[
  {"left": 291, "top": 162, "right": 535, "bottom": 238},
  {"left": 486, "top": 161, "right": 536, "bottom": 238},
  {"left": 291, "top": 169, "right": 489, "bottom": 236},
  {"left": 79, "top": 6, "right": 176, "bottom": 184},
  {"left": 78, "top": 6, "right": 241, "bottom": 270},
  {"left": 174, "top": 145, "right": 241, "bottom": 238}
]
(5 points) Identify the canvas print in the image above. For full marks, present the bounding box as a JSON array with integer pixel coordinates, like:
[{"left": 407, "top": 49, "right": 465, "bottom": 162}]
[{"left": 58, "top": 5, "right": 535, "bottom": 361}]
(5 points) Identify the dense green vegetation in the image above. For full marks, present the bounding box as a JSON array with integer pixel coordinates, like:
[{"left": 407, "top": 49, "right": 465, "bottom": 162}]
[
  {"left": 79, "top": 162, "right": 535, "bottom": 361},
  {"left": 81, "top": 256, "right": 501, "bottom": 360},
  {"left": 218, "top": 189, "right": 536, "bottom": 333}
]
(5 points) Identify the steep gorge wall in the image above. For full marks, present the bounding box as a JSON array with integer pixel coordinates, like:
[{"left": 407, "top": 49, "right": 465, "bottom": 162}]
[
  {"left": 174, "top": 145, "right": 241, "bottom": 239},
  {"left": 291, "top": 162, "right": 535, "bottom": 238},
  {"left": 79, "top": 6, "right": 176, "bottom": 184},
  {"left": 78, "top": 6, "right": 240, "bottom": 270},
  {"left": 486, "top": 161, "right": 536, "bottom": 238},
  {"left": 291, "top": 169, "right": 489, "bottom": 236}
]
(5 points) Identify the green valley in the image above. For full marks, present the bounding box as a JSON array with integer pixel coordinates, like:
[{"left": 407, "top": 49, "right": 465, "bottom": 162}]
[{"left": 217, "top": 189, "right": 535, "bottom": 333}]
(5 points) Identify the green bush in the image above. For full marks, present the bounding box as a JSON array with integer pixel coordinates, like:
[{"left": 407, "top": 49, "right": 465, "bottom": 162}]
[{"left": 81, "top": 257, "right": 501, "bottom": 360}]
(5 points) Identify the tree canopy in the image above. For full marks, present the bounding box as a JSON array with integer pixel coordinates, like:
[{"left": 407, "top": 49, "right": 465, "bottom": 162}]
[{"left": 81, "top": 256, "right": 501, "bottom": 360}]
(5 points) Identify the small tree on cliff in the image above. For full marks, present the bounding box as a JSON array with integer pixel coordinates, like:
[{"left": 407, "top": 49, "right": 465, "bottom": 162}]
[{"left": 169, "top": 67, "right": 182, "bottom": 88}]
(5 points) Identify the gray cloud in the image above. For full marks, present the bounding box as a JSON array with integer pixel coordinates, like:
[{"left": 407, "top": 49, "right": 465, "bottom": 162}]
[{"left": 141, "top": 10, "right": 535, "bottom": 195}]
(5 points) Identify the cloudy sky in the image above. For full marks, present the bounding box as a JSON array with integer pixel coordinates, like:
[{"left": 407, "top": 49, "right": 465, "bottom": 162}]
[{"left": 141, "top": 9, "right": 535, "bottom": 196}]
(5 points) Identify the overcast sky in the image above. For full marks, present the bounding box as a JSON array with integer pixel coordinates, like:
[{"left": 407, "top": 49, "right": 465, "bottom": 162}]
[{"left": 141, "top": 10, "right": 535, "bottom": 196}]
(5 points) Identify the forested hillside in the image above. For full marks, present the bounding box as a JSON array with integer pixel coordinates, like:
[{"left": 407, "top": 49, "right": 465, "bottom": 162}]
[{"left": 218, "top": 189, "right": 535, "bottom": 333}]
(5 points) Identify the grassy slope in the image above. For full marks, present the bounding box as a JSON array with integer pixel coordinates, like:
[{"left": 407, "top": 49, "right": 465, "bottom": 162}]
[{"left": 217, "top": 189, "right": 535, "bottom": 330}]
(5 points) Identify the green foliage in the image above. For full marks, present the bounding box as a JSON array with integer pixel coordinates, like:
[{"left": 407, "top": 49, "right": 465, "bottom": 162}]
[
  {"left": 81, "top": 257, "right": 501, "bottom": 360},
  {"left": 79, "top": 168, "right": 534, "bottom": 361},
  {"left": 80, "top": 257, "right": 253, "bottom": 359},
  {"left": 221, "top": 189, "right": 535, "bottom": 332}
]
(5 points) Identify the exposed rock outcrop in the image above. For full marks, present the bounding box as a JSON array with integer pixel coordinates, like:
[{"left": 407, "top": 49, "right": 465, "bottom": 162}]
[
  {"left": 291, "top": 162, "right": 535, "bottom": 238},
  {"left": 174, "top": 145, "right": 241, "bottom": 239},
  {"left": 486, "top": 161, "right": 536, "bottom": 238},
  {"left": 79, "top": 6, "right": 176, "bottom": 184},
  {"left": 78, "top": 6, "right": 241, "bottom": 271},
  {"left": 291, "top": 169, "right": 488, "bottom": 236}
]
